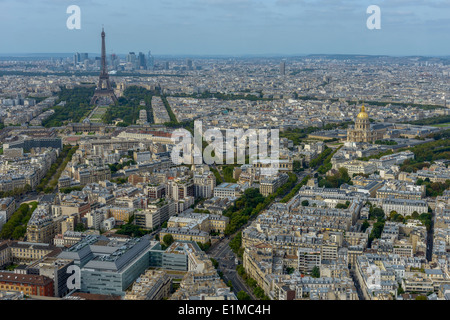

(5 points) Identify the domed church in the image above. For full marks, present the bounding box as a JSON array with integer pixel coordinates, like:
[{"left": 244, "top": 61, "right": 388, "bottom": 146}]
[{"left": 347, "top": 104, "right": 385, "bottom": 143}]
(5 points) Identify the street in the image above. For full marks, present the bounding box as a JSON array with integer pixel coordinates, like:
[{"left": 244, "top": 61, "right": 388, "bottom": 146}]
[
  {"left": 206, "top": 167, "right": 315, "bottom": 300},
  {"left": 208, "top": 237, "right": 257, "bottom": 300}
]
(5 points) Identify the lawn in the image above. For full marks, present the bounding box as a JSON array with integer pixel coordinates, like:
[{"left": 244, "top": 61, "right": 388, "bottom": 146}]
[{"left": 431, "top": 123, "right": 450, "bottom": 128}]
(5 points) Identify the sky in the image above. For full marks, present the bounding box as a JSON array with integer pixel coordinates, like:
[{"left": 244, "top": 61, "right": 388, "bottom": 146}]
[{"left": 1, "top": 0, "right": 450, "bottom": 56}]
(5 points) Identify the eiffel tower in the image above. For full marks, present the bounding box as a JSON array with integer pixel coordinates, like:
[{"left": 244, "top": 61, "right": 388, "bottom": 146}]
[{"left": 90, "top": 27, "right": 118, "bottom": 105}]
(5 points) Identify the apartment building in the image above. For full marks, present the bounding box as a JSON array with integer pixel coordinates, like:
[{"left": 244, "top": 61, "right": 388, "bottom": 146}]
[
  {"left": 381, "top": 198, "right": 428, "bottom": 216},
  {"left": 334, "top": 160, "right": 377, "bottom": 176},
  {"left": 159, "top": 228, "right": 210, "bottom": 245},
  {"left": 167, "top": 177, "right": 194, "bottom": 201},
  {"left": 0, "top": 241, "right": 62, "bottom": 266},
  {"left": 124, "top": 269, "right": 171, "bottom": 300},
  {"left": 298, "top": 247, "right": 321, "bottom": 273},
  {"left": 26, "top": 257, "right": 74, "bottom": 297},
  {"left": 135, "top": 199, "right": 177, "bottom": 230},
  {"left": 213, "top": 183, "right": 241, "bottom": 199},
  {"left": 193, "top": 172, "right": 216, "bottom": 199},
  {"left": 259, "top": 173, "right": 289, "bottom": 197},
  {"left": 167, "top": 212, "right": 229, "bottom": 235},
  {"left": 243, "top": 243, "right": 274, "bottom": 290},
  {"left": 0, "top": 197, "right": 15, "bottom": 222},
  {"left": 146, "top": 184, "right": 166, "bottom": 199},
  {"left": 0, "top": 272, "right": 54, "bottom": 297},
  {"left": 27, "top": 205, "right": 58, "bottom": 244}
]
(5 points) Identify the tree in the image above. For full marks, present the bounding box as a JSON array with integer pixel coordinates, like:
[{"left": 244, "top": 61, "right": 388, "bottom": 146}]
[
  {"left": 253, "top": 286, "right": 265, "bottom": 299},
  {"left": 286, "top": 267, "right": 295, "bottom": 274},
  {"left": 370, "top": 221, "right": 385, "bottom": 241},
  {"left": 319, "top": 166, "right": 351, "bottom": 188},
  {"left": 293, "top": 160, "right": 303, "bottom": 172},
  {"left": 236, "top": 265, "right": 246, "bottom": 277},
  {"left": 11, "top": 226, "right": 26, "bottom": 240},
  {"left": 338, "top": 167, "right": 350, "bottom": 183},
  {"left": 197, "top": 241, "right": 211, "bottom": 251},
  {"left": 415, "top": 295, "right": 427, "bottom": 300},
  {"left": 74, "top": 223, "right": 86, "bottom": 232},
  {"left": 0, "top": 202, "right": 37, "bottom": 240},
  {"left": 237, "top": 291, "right": 251, "bottom": 300},
  {"left": 370, "top": 207, "right": 385, "bottom": 221},
  {"left": 115, "top": 219, "right": 148, "bottom": 237},
  {"left": 301, "top": 200, "right": 309, "bottom": 207},
  {"left": 336, "top": 203, "right": 348, "bottom": 209},
  {"left": 397, "top": 284, "right": 405, "bottom": 295},
  {"left": 210, "top": 258, "right": 219, "bottom": 269},
  {"left": 246, "top": 278, "right": 257, "bottom": 289},
  {"left": 311, "top": 266, "right": 320, "bottom": 278},
  {"left": 361, "top": 220, "right": 370, "bottom": 232},
  {"left": 163, "top": 234, "right": 174, "bottom": 247},
  {"left": 0, "top": 223, "right": 14, "bottom": 239},
  {"left": 229, "top": 232, "right": 242, "bottom": 254}
]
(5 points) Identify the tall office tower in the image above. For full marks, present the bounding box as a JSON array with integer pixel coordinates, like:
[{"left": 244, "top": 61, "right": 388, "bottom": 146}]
[
  {"left": 73, "top": 52, "right": 81, "bottom": 65},
  {"left": 138, "top": 52, "right": 147, "bottom": 70},
  {"left": 90, "top": 28, "right": 118, "bottom": 105},
  {"left": 147, "top": 51, "right": 155, "bottom": 70},
  {"left": 186, "top": 58, "right": 193, "bottom": 70},
  {"left": 80, "top": 53, "right": 89, "bottom": 62},
  {"left": 280, "top": 61, "right": 286, "bottom": 75},
  {"left": 164, "top": 61, "right": 170, "bottom": 70},
  {"left": 126, "top": 52, "right": 137, "bottom": 68},
  {"left": 94, "top": 57, "right": 101, "bottom": 68},
  {"left": 110, "top": 53, "right": 119, "bottom": 69},
  {"left": 126, "top": 52, "right": 136, "bottom": 63}
]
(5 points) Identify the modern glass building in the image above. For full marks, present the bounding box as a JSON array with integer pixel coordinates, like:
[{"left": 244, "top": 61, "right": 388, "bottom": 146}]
[
  {"left": 58, "top": 235, "right": 203, "bottom": 296},
  {"left": 59, "top": 234, "right": 161, "bottom": 296}
]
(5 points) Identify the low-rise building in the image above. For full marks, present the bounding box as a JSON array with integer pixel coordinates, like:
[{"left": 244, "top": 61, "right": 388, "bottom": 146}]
[
  {"left": 259, "top": 173, "right": 289, "bottom": 197},
  {"left": 213, "top": 183, "right": 241, "bottom": 199},
  {"left": 159, "top": 227, "right": 210, "bottom": 245},
  {"left": 124, "top": 269, "right": 171, "bottom": 300},
  {"left": 0, "top": 272, "right": 54, "bottom": 297},
  {"left": 381, "top": 198, "right": 429, "bottom": 216}
]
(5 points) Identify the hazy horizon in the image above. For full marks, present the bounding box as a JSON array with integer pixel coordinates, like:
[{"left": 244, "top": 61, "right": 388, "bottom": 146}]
[
  {"left": 1, "top": 0, "right": 450, "bottom": 56},
  {"left": 0, "top": 53, "right": 449, "bottom": 59}
]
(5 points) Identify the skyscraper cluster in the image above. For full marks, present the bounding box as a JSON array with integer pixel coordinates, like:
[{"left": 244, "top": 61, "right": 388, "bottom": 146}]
[{"left": 125, "top": 51, "right": 154, "bottom": 71}]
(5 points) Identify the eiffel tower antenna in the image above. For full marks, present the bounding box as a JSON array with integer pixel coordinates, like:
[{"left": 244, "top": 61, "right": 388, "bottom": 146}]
[{"left": 90, "top": 27, "right": 118, "bottom": 105}]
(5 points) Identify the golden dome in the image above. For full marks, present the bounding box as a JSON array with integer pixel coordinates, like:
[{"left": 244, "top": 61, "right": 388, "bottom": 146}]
[{"left": 357, "top": 105, "right": 369, "bottom": 120}]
